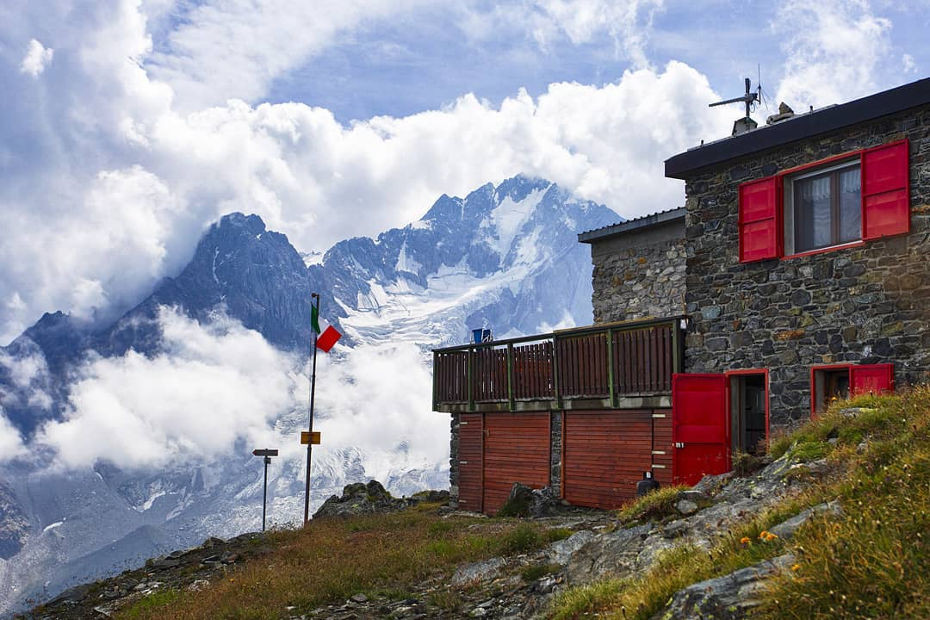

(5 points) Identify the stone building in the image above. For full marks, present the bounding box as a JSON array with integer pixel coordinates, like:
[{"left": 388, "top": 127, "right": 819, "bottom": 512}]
[
  {"left": 433, "top": 77, "right": 930, "bottom": 512},
  {"left": 666, "top": 76, "right": 930, "bottom": 428}
]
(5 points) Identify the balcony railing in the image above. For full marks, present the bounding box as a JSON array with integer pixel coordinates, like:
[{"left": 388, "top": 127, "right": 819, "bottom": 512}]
[{"left": 432, "top": 316, "right": 684, "bottom": 412}]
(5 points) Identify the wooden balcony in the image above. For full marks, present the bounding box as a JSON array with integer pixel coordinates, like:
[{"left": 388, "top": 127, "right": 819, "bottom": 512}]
[{"left": 432, "top": 316, "right": 685, "bottom": 413}]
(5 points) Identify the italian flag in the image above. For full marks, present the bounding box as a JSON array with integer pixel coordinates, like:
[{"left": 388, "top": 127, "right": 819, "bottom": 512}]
[{"left": 311, "top": 303, "right": 342, "bottom": 353}]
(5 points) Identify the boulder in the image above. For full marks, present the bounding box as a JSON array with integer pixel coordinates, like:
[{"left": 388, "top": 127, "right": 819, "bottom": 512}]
[
  {"left": 496, "top": 483, "right": 562, "bottom": 518},
  {"left": 655, "top": 554, "right": 794, "bottom": 619},
  {"left": 312, "top": 480, "right": 409, "bottom": 519}
]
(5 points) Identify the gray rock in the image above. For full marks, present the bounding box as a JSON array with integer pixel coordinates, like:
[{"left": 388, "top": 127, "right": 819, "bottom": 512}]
[
  {"left": 350, "top": 593, "right": 368, "bottom": 603},
  {"left": 564, "top": 524, "right": 652, "bottom": 584},
  {"left": 675, "top": 499, "right": 699, "bottom": 515},
  {"left": 654, "top": 554, "right": 794, "bottom": 619},
  {"left": 769, "top": 500, "right": 842, "bottom": 541},
  {"left": 451, "top": 557, "right": 505, "bottom": 586},
  {"left": 546, "top": 530, "right": 597, "bottom": 565},
  {"left": 313, "top": 480, "right": 409, "bottom": 519}
]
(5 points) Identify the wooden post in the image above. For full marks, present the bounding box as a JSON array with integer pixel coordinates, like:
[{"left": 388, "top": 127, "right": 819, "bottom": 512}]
[
  {"left": 606, "top": 329, "right": 616, "bottom": 407},
  {"left": 467, "top": 347, "right": 475, "bottom": 411},
  {"left": 432, "top": 350, "right": 438, "bottom": 410},
  {"left": 507, "top": 343, "right": 515, "bottom": 412},
  {"left": 552, "top": 335, "right": 561, "bottom": 408},
  {"left": 672, "top": 319, "right": 682, "bottom": 375}
]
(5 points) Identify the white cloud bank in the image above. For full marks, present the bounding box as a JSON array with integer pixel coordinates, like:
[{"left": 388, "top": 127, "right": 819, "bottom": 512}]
[
  {"left": 29, "top": 308, "right": 446, "bottom": 475},
  {"left": 0, "top": 0, "right": 734, "bottom": 344},
  {"left": 19, "top": 39, "right": 53, "bottom": 76},
  {"left": 773, "top": 0, "right": 893, "bottom": 110},
  {"left": 37, "top": 308, "right": 301, "bottom": 469}
]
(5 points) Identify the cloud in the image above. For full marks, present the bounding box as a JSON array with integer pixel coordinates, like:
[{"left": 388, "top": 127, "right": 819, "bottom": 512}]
[
  {"left": 36, "top": 307, "right": 302, "bottom": 470},
  {"left": 313, "top": 341, "right": 449, "bottom": 479},
  {"left": 0, "top": 408, "right": 27, "bottom": 463},
  {"left": 31, "top": 307, "right": 445, "bottom": 479},
  {"left": 148, "top": 0, "right": 429, "bottom": 109},
  {"left": 19, "top": 39, "right": 53, "bottom": 76},
  {"left": 772, "top": 0, "right": 893, "bottom": 109},
  {"left": 522, "top": 0, "right": 664, "bottom": 66},
  {"left": 0, "top": 0, "right": 731, "bottom": 345}
]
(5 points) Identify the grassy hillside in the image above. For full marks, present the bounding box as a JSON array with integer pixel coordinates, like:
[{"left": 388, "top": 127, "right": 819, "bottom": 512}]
[
  {"left": 111, "top": 506, "right": 569, "bottom": 619},
  {"left": 550, "top": 387, "right": 930, "bottom": 619},
  {"left": 33, "top": 388, "right": 930, "bottom": 619}
]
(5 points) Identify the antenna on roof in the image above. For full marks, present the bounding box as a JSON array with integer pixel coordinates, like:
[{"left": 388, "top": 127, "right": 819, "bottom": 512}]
[{"left": 710, "top": 77, "right": 761, "bottom": 135}]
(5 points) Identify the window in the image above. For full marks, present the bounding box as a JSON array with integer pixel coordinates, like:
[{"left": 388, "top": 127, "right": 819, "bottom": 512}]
[
  {"left": 785, "top": 161, "right": 861, "bottom": 254},
  {"left": 737, "top": 140, "right": 910, "bottom": 263},
  {"left": 810, "top": 364, "right": 893, "bottom": 416}
]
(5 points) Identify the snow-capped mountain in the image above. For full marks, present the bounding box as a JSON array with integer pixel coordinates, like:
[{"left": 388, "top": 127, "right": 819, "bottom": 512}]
[{"left": 0, "top": 175, "right": 619, "bottom": 611}]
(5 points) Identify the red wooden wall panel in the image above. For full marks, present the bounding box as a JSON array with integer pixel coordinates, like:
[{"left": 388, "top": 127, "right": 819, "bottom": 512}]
[
  {"left": 651, "top": 410, "right": 674, "bottom": 487},
  {"left": 482, "top": 413, "right": 550, "bottom": 514},
  {"left": 563, "top": 410, "right": 653, "bottom": 509}
]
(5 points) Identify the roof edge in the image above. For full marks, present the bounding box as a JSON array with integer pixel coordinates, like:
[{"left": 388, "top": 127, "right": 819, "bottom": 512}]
[
  {"left": 665, "top": 77, "right": 930, "bottom": 180},
  {"left": 578, "top": 207, "right": 685, "bottom": 243}
]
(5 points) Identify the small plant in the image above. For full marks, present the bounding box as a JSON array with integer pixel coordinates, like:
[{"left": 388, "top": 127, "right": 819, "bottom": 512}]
[
  {"left": 520, "top": 562, "right": 560, "bottom": 582},
  {"left": 499, "top": 524, "right": 541, "bottom": 554},
  {"left": 616, "top": 485, "right": 688, "bottom": 525}
]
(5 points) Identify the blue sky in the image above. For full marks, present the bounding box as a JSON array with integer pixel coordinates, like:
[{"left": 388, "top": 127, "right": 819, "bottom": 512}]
[{"left": 0, "top": 0, "right": 928, "bottom": 343}]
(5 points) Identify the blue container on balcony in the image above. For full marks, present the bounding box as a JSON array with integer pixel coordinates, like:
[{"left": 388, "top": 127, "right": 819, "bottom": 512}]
[{"left": 472, "top": 329, "right": 483, "bottom": 344}]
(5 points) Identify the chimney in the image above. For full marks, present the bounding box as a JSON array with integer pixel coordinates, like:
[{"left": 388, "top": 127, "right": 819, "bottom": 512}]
[{"left": 766, "top": 102, "right": 795, "bottom": 126}]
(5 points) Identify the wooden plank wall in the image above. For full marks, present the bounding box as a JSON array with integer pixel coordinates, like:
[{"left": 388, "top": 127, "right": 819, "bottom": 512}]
[
  {"left": 457, "top": 414, "right": 484, "bottom": 512},
  {"left": 482, "top": 413, "right": 551, "bottom": 514},
  {"left": 651, "top": 409, "right": 674, "bottom": 487},
  {"left": 613, "top": 326, "right": 673, "bottom": 394},
  {"left": 562, "top": 410, "right": 654, "bottom": 509}
]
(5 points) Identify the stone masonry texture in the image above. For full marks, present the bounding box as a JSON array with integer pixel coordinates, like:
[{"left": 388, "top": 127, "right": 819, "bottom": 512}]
[
  {"left": 683, "top": 106, "right": 930, "bottom": 427},
  {"left": 591, "top": 223, "right": 687, "bottom": 324}
]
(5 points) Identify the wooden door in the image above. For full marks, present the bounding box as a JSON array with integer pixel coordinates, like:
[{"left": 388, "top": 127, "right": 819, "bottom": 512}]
[{"left": 672, "top": 374, "right": 729, "bottom": 486}]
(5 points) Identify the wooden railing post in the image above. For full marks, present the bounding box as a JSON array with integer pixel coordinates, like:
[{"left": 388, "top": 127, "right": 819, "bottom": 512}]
[
  {"left": 606, "top": 329, "right": 616, "bottom": 407},
  {"left": 551, "top": 335, "right": 562, "bottom": 408},
  {"left": 506, "top": 343, "right": 515, "bottom": 411},
  {"left": 672, "top": 320, "right": 682, "bottom": 375},
  {"left": 432, "top": 351, "right": 439, "bottom": 409},
  {"left": 467, "top": 347, "right": 475, "bottom": 411}
]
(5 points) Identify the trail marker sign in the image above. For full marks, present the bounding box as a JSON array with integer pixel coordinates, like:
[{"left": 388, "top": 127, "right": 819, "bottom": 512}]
[{"left": 300, "top": 431, "right": 321, "bottom": 445}]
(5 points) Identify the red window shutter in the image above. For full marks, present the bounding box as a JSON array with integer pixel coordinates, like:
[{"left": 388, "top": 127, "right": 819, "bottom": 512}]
[
  {"left": 862, "top": 140, "right": 909, "bottom": 240},
  {"left": 850, "top": 364, "right": 894, "bottom": 396},
  {"left": 738, "top": 176, "right": 781, "bottom": 262}
]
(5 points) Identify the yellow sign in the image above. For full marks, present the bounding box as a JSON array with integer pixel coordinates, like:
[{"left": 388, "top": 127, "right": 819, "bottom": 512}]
[{"left": 300, "top": 431, "right": 321, "bottom": 445}]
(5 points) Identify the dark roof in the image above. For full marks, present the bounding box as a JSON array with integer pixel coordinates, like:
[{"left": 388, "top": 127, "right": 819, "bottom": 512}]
[
  {"left": 578, "top": 207, "right": 685, "bottom": 243},
  {"left": 665, "top": 77, "right": 930, "bottom": 180}
]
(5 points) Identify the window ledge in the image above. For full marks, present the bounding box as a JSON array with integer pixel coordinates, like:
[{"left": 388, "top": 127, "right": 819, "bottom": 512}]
[{"left": 782, "top": 240, "right": 865, "bottom": 260}]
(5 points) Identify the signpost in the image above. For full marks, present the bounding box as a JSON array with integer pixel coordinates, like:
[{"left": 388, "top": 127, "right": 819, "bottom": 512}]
[
  {"left": 252, "top": 448, "right": 278, "bottom": 531},
  {"left": 300, "top": 431, "right": 321, "bottom": 445}
]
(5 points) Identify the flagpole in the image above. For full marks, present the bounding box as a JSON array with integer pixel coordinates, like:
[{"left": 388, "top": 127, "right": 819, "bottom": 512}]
[{"left": 303, "top": 292, "right": 320, "bottom": 525}]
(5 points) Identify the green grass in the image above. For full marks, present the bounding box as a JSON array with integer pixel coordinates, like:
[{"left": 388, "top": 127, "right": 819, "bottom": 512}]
[
  {"left": 549, "top": 387, "right": 930, "bottom": 619},
  {"left": 121, "top": 589, "right": 183, "bottom": 619},
  {"left": 615, "top": 485, "right": 688, "bottom": 526}
]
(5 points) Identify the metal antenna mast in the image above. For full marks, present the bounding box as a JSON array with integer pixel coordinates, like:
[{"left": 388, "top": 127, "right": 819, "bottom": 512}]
[{"left": 710, "top": 78, "right": 762, "bottom": 135}]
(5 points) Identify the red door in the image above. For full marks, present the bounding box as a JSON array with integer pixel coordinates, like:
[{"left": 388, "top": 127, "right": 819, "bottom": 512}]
[
  {"left": 672, "top": 374, "right": 729, "bottom": 486},
  {"left": 851, "top": 364, "right": 894, "bottom": 396}
]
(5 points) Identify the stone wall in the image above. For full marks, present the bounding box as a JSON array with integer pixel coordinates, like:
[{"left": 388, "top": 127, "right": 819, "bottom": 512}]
[
  {"left": 549, "top": 411, "right": 562, "bottom": 494},
  {"left": 684, "top": 105, "right": 930, "bottom": 427},
  {"left": 449, "top": 413, "right": 460, "bottom": 507},
  {"left": 590, "top": 219, "right": 687, "bottom": 324}
]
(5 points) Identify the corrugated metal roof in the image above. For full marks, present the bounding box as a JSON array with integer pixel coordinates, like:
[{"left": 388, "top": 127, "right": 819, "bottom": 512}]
[{"left": 577, "top": 207, "right": 685, "bottom": 243}]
